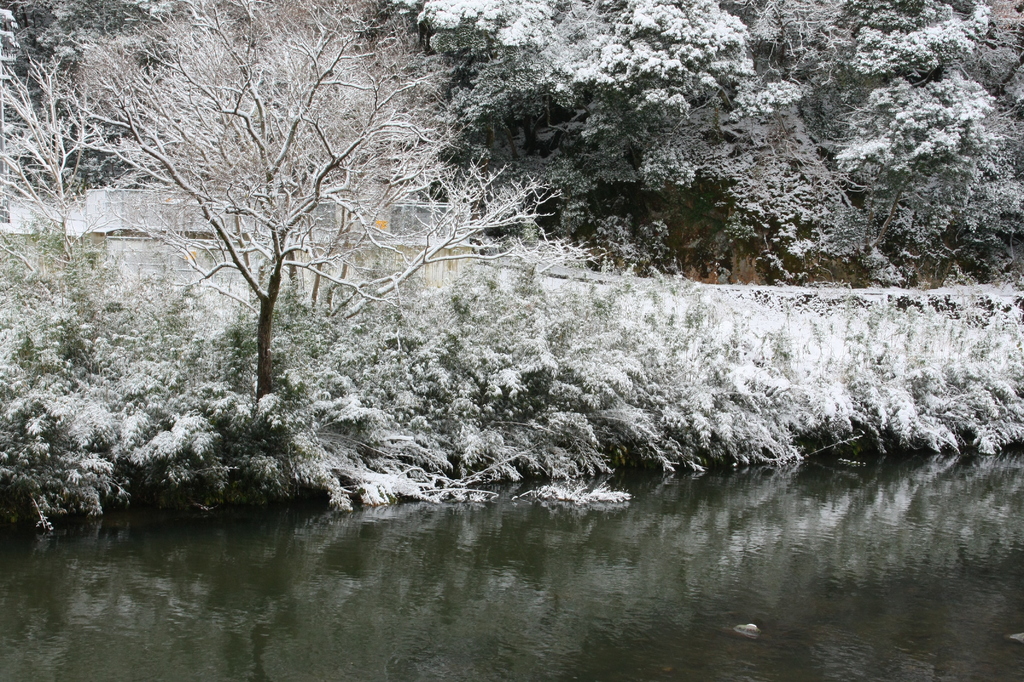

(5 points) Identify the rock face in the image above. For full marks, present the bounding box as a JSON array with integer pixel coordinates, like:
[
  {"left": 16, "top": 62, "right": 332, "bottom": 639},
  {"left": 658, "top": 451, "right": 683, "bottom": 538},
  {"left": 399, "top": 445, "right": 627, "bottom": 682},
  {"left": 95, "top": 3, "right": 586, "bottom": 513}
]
[{"left": 733, "top": 623, "right": 761, "bottom": 639}]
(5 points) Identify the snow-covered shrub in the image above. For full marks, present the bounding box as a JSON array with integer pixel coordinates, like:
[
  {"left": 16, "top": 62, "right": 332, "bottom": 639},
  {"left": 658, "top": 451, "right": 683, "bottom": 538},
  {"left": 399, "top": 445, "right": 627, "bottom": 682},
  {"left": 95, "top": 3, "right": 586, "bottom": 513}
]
[
  {"left": 0, "top": 248, "right": 312, "bottom": 521},
  {"left": 307, "top": 267, "right": 1024, "bottom": 486},
  {"left": 4, "top": 246, "right": 1024, "bottom": 523},
  {"left": 0, "top": 254, "right": 126, "bottom": 521}
]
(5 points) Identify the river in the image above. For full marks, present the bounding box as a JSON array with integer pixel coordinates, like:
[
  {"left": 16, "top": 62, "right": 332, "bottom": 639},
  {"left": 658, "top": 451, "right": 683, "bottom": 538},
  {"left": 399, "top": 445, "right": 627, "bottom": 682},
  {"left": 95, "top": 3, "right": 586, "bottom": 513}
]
[{"left": 2, "top": 456, "right": 1023, "bottom": 681}]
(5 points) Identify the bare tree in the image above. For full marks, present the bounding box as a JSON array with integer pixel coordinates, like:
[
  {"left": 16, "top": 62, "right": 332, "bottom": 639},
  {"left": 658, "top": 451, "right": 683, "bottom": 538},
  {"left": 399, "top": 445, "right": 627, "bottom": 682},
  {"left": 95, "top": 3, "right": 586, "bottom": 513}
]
[
  {"left": 81, "top": 0, "right": 543, "bottom": 399},
  {"left": 0, "top": 58, "right": 96, "bottom": 263},
  {"left": 0, "top": 10, "right": 95, "bottom": 269}
]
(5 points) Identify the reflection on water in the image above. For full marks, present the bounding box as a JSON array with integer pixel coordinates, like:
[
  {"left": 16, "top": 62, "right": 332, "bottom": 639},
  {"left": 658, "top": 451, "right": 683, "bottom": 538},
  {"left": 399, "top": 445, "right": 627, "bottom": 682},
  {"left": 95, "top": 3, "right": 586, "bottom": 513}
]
[{"left": 2, "top": 456, "right": 1024, "bottom": 681}]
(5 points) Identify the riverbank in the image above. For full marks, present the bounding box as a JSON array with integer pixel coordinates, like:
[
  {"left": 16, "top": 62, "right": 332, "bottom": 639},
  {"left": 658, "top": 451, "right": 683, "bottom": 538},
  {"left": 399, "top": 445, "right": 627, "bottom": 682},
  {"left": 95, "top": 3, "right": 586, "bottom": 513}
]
[{"left": 2, "top": 259, "right": 1024, "bottom": 523}]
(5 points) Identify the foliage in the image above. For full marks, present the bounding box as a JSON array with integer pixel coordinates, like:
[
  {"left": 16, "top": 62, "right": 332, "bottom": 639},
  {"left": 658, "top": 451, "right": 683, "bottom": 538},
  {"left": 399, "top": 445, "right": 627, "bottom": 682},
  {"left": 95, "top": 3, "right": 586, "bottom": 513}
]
[
  {"left": 0, "top": 242, "right": 302, "bottom": 522},
  {"left": 3, "top": 0, "right": 1024, "bottom": 282},
  {"left": 393, "top": 0, "right": 1024, "bottom": 283},
  {"left": 405, "top": 0, "right": 751, "bottom": 262},
  {"left": 4, "top": 246, "right": 1024, "bottom": 524},
  {"left": 0, "top": 0, "right": 167, "bottom": 68},
  {"left": 5, "top": 0, "right": 1024, "bottom": 282}
]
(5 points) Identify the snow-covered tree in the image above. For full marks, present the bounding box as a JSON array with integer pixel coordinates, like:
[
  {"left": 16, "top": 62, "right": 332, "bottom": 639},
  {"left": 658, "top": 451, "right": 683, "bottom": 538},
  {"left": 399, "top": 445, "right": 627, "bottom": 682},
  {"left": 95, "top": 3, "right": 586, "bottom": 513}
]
[
  {"left": 713, "top": 0, "right": 1002, "bottom": 280},
  {"left": 0, "top": 59, "right": 99, "bottom": 259},
  {"left": 837, "top": 74, "right": 996, "bottom": 249},
  {"left": 81, "top": 0, "right": 543, "bottom": 399},
  {"left": 3, "top": 0, "right": 1020, "bottom": 288},
  {"left": 410, "top": 0, "right": 752, "bottom": 262},
  {"left": 0, "top": 0, "right": 168, "bottom": 67},
  {"left": 407, "top": 0, "right": 1024, "bottom": 283},
  {"left": 832, "top": 0, "right": 996, "bottom": 254}
]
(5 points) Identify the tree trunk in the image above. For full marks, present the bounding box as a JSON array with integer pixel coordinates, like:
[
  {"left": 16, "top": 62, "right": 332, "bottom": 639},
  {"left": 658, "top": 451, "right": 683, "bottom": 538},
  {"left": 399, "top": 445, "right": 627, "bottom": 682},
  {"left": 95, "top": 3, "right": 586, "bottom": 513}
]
[
  {"left": 310, "top": 271, "right": 321, "bottom": 308},
  {"left": 255, "top": 263, "right": 283, "bottom": 400},
  {"left": 61, "top": 216, "right": 73, "bottom": 261},
  {"left": 870, "top": 189, "right": 904, "bottom": 250}
]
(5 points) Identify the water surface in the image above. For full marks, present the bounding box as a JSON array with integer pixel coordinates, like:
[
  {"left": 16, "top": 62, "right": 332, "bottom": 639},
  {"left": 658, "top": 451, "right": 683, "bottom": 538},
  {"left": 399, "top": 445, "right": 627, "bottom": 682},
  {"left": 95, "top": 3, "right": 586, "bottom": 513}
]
[{"left": 2, "top": 456, "right": 1024, "bottom": 681}]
